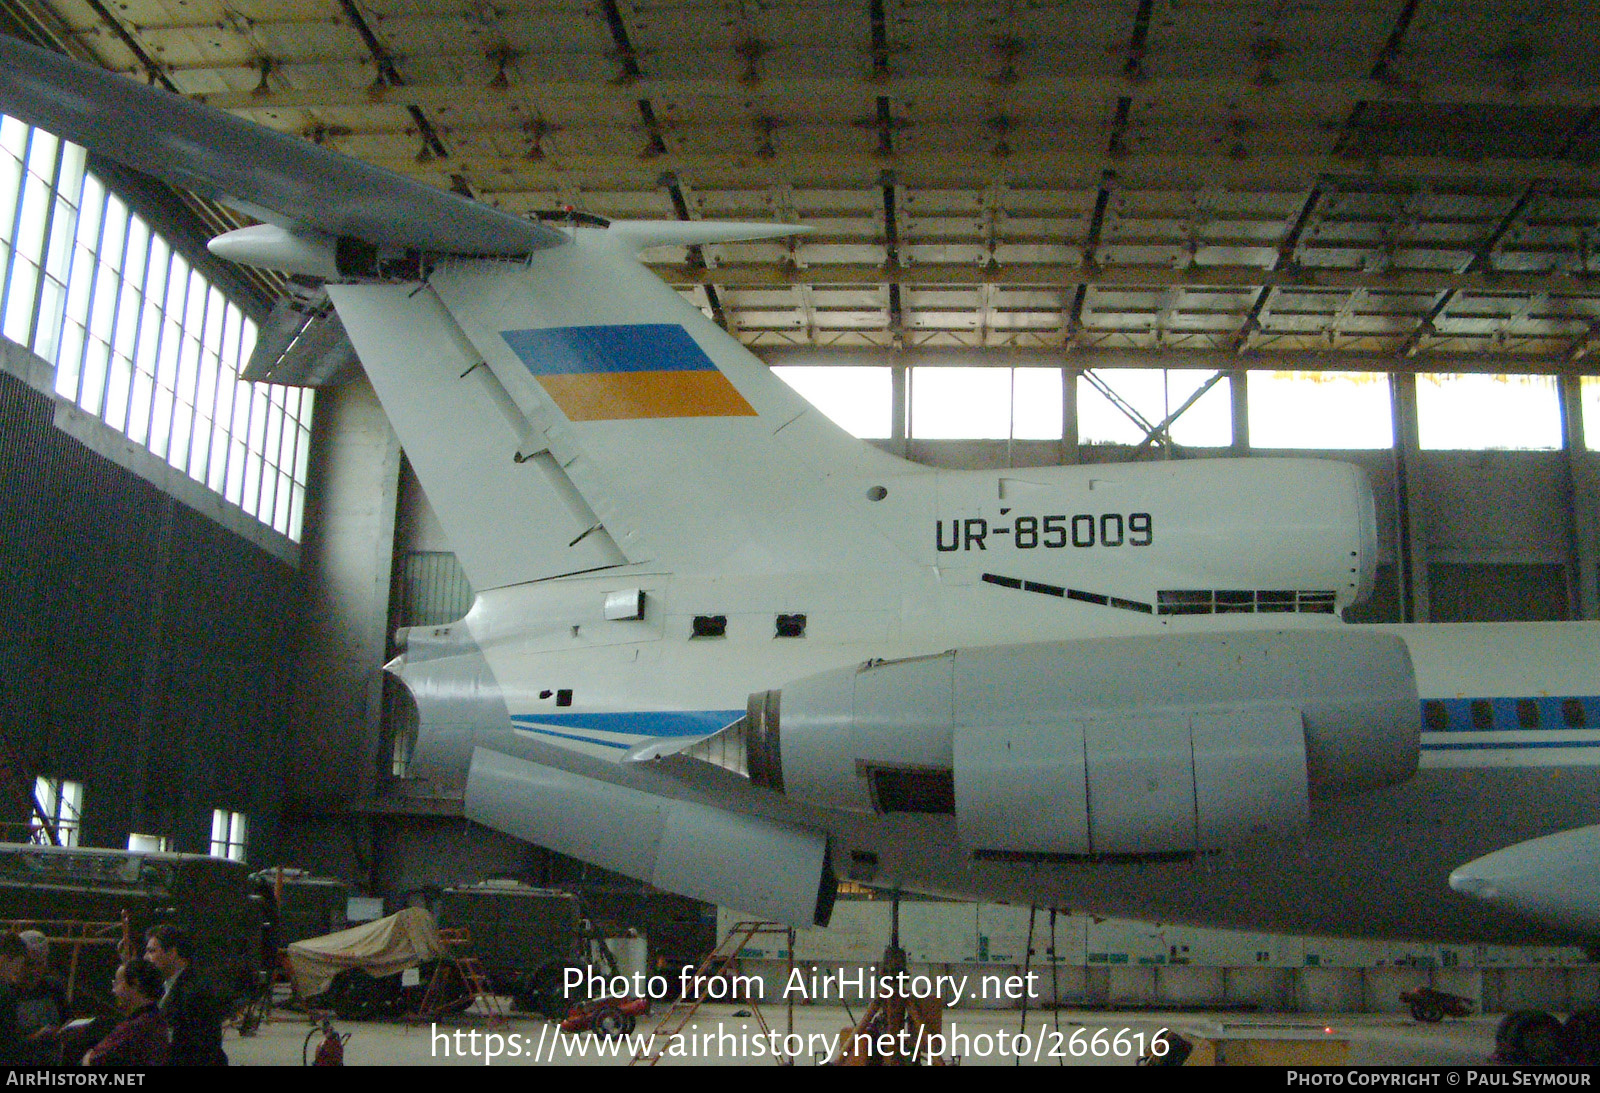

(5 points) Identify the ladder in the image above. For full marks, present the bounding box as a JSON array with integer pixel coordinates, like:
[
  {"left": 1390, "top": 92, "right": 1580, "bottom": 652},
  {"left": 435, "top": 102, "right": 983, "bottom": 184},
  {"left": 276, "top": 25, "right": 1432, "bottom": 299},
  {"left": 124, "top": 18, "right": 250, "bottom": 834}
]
[
  {"left": 418, "top": 927, "right": 508, "bottom": 1028},
  {"left": 630, "top": 920, "right": 793, "bottom": 1066}
]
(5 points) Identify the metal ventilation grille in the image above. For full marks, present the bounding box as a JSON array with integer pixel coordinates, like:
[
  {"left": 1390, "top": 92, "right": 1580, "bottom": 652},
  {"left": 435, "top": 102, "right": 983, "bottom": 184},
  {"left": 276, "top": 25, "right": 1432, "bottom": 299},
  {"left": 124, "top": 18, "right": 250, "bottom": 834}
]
[{"left": 1156, "top": 590, "right": 1338, "bottom": 616}]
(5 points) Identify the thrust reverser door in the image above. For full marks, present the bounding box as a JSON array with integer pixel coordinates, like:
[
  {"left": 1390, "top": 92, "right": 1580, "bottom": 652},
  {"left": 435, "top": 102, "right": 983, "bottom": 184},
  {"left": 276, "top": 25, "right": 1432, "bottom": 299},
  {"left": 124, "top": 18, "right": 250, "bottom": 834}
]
[{"left": 955, "top": 705, "right": 1309, "bottom": 858}]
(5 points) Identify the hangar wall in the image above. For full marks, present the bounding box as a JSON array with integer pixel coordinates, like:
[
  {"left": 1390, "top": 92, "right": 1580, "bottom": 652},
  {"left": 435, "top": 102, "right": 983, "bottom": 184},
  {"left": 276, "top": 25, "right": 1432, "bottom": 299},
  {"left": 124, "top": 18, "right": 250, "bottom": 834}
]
[
  {"left": 0, "top": 341, "right": 299, "bottom": 857},
  {"left": 730, "top": 903, "right": 1598, "bottom": 1016}
]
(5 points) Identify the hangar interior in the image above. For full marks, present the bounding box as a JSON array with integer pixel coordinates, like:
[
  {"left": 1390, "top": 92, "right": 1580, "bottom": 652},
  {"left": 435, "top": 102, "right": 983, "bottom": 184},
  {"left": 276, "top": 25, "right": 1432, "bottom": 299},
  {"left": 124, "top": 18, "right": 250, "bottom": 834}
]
[{"left": 0, "top": 0, "right": 1597, "bottom": 1016}]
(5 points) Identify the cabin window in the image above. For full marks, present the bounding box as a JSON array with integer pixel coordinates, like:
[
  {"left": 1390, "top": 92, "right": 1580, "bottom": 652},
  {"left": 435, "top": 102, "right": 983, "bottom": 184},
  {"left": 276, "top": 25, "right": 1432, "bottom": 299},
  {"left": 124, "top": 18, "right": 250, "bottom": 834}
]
[{"left": 1422, "top": 700, "right": 1448, "bottom": 733}]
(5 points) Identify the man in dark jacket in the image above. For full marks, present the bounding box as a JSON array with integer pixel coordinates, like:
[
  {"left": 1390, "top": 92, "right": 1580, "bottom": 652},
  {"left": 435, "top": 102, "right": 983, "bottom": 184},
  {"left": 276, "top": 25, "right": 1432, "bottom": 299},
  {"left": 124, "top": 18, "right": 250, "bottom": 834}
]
[{"left": 144, "top": 926, "right": 228, "bottom": 1066}]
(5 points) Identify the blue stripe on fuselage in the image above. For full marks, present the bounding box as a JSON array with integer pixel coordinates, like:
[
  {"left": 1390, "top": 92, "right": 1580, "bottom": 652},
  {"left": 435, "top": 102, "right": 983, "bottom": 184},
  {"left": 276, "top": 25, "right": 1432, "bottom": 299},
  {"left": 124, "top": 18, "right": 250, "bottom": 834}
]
[
  {"left": 1423, "top": 738, "right": 1600, "bottom": 750},
  {"left": 1422, "top": 696, "right": 1600, "bottom": 734},
  {"left": 515, "top": 726, "right": 630, "bottom": 749},
  {"left": 510, "top": 710, "right": 744, "bottom": 739}
]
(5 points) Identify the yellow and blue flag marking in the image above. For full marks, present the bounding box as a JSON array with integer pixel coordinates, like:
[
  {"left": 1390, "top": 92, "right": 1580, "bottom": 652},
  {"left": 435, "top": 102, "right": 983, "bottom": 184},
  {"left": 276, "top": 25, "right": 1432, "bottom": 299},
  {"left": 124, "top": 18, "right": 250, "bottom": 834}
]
[{"left": 501, "top": 323, "right": 757, "bottom": 421}]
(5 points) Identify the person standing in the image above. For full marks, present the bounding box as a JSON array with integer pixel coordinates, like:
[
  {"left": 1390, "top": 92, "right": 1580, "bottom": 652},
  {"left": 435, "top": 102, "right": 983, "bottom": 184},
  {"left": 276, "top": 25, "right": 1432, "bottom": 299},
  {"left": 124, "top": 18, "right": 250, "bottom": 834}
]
[
  {"left": 143, "top": 925, "right": 228, "bottom": 1066},
  {"left": 0, "top": 932, "right": 29, "bottom": 1066},
  {"left": 82, "top": 961, "right": 168, "bottom": 1066}
]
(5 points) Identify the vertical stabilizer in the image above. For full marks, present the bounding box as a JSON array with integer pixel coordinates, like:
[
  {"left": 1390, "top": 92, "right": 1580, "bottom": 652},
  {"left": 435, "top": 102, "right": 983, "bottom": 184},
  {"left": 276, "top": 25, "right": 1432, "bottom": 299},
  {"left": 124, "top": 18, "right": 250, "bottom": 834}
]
[
  {"left": 329, "top": 281, "right": 632, "bottom": 590},
  {"left": 330, "top": 224, "right": 923, "bottom": 590}
]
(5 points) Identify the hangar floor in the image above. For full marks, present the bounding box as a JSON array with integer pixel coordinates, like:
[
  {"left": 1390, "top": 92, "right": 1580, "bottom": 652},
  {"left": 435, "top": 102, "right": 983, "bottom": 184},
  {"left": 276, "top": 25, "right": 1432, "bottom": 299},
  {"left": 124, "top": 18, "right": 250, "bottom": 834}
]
[{"left": 223, "top": 1006, "right": 1498, "bottom": 1066}]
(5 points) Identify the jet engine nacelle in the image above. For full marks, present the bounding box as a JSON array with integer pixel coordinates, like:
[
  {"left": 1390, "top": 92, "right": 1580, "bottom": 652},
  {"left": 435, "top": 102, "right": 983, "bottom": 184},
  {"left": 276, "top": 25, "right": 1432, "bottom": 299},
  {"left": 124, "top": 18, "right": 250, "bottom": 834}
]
[
  {"left": 465, "top": 748, "right": 837, "bottom": 927},
  {"left": 744, "top": 631, "right": 1419, "bottom": 858}
]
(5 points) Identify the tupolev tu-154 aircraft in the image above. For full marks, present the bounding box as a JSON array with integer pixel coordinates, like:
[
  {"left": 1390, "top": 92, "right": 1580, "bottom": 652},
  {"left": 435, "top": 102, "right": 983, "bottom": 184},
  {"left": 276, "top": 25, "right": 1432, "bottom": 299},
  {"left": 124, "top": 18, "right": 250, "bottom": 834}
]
[{"left": 3, "top": 34, "right": 1599, "bottom": 953}]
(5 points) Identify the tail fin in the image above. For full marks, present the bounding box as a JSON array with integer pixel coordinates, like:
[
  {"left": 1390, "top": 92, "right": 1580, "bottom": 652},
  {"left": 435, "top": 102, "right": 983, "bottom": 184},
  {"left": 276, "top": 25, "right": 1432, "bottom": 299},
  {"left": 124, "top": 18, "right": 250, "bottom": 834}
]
[{"left": 329, "top": 224, "right": 917, "bottom": 591}]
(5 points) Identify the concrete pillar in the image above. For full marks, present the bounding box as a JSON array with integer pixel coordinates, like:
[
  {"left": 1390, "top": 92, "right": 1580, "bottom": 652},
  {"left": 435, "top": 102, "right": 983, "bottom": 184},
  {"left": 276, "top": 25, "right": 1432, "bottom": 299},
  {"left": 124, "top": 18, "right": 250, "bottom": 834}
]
[
  {"left": 1061, "top": 366, "right": 1080, "bottom": 465},
  {"left": 281, "top": 372, "right": 402, "bottom": 878},
  {"left": 1559, "top": 374, "right": 1598, "bottom": 619},
  {"left": 1229, "top": 368, "right": 1249, "bottom": 455},
  {"left": 890, "top": 362, "right": 909, "bottom": 458},
  {"left": 1390, "top": 373, "right": 1430, "bottom": 622}
]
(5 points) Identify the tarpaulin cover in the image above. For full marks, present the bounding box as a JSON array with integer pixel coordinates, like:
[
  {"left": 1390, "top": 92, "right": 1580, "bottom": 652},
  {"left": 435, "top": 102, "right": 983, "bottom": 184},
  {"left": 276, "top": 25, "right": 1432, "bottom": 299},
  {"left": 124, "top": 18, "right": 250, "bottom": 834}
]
[{"left": 285, "top": 906, "right": 444, "bottom": 999}]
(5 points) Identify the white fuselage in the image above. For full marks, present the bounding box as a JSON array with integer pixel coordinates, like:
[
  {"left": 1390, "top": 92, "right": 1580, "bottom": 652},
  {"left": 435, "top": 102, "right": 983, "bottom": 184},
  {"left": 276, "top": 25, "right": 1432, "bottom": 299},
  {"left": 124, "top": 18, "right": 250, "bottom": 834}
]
[{"left": 395, "top": 552, "right": 1600, "bottom": 946}]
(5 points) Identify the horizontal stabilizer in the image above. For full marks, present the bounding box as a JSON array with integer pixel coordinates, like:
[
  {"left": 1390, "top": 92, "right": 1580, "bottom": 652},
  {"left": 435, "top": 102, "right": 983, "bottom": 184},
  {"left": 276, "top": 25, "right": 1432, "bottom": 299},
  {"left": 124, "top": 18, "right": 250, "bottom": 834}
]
[
  {"left": 241, "top": 285, "right": 358, "bottom": 388},
  {"left": 0, "top": 35, "right": 565, "bottom": 256},
  {"left": 608, "top": 220, "right": 812, "bottom": 253}
]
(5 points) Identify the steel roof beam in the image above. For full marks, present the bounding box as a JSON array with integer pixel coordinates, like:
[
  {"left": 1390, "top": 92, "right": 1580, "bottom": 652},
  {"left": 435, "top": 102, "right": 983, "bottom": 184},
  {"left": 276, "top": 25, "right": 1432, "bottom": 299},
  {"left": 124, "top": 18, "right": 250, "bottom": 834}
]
[
  {"left": 654, "top": 261, "right": 1600, "bottom": 297},
  {"left": 382, "top": 151, "right": 1600, "bottom": 190},
  {"left": 191, "top": 75, "right": 1600, "bottom": 114},
  {"left": 751, "top": 344, "right": 1600, "bottom": 376}
]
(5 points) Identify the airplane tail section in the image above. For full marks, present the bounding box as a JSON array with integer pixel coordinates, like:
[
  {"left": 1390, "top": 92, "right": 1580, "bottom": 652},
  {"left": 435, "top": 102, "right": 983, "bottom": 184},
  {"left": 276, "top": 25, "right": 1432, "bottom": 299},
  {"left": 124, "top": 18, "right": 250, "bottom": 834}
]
[
  {"left": 329, "top": 281, "right": 634, "bottom": 589},
  {"left": 329, "top": 223, "right": 917, "bottom": 591}
]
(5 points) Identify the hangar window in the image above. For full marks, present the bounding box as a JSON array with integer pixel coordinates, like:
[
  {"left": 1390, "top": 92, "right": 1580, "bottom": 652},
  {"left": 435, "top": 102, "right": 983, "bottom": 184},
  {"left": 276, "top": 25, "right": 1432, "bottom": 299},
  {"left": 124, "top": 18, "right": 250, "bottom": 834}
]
[
  {"left": 1077, "top": 369, "right": 1229, "bottom": 447},
  {"left": 1583, "top": 377, "right": 1600, "bottom": 448},
  {"left": 31, "top": 777, "right": 82, "bottom": 847},
  {"left": 1417, "top": 374, "right": 1560, "bottom": 450},
  {"left": 1011, "top": 369, "right": 1066, "bottom": 440},
  {"left": 127, "top": 833, "right": 169, "bottom": 853},
  {"left": 910, "top": 366, "right": 1063, "bottom": 440},
  {"left": 771, "top": 366, "right": 891, "bottom": 438},
  {"left": 209, "top": 809, "right": 248, "bottom": 863},
  {"left": 912, "top": 366, "right": 1007, "bottom": 438},
  {"left": 1248, "top": 372, "right": 1393, "bottom": 449},
  {"left": 0, "top": 114, "right": 315, "bottom": 542}
]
